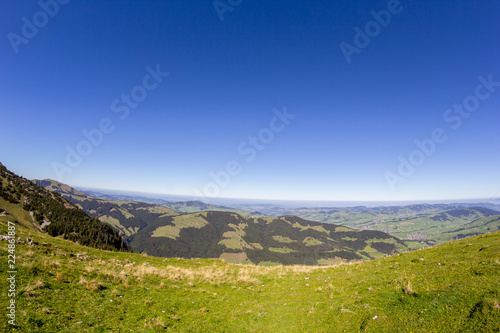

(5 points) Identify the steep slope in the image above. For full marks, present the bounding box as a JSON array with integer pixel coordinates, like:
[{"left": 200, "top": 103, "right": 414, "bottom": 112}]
[
  {"left": 0, "top": 163, "right": 128, "bottom": 252},
  {"left": 128, "top": 211, "right": 409, "bottom": 265},
  {"left": 2, "top": 218, "right": 498, "bottom": 332}
]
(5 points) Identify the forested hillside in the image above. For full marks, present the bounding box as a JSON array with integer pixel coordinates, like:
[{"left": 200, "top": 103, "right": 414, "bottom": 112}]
[
  {"left": 0, "top": 163, "right": 128, "bottom": 252},
  {"left": 36, "top": 179, "right": 410, "bottom": 265}
]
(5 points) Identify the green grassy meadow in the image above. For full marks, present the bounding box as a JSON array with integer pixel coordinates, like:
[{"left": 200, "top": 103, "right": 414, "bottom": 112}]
[{"left": 1, "top": 219, "right": 499, "bottom": 332}]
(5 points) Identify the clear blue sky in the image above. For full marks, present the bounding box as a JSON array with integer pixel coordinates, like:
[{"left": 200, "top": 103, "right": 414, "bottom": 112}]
[{"left": 1, "top": 0, "right": 499, "bottom": 202}]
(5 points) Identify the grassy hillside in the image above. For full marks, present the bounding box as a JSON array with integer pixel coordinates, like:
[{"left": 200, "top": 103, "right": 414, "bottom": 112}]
[
  {"left": 1, "top": 219, "right": 498, "bottom": 332},
  {"left": 442, "top": 215, "right": 500, "bottom": 241}
]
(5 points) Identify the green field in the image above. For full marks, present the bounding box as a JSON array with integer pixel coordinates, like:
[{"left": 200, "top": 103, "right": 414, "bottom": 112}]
[
  {"left": 2, "top": 219, "right": 499, "bottom": 332},
  {"left": 274, "top": 206, "right": 500, "bottom": 247}
]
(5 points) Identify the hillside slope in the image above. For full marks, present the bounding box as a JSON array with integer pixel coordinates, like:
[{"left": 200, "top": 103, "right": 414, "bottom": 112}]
[
  {"left": 36, "top": 179, "right": 409, "bottom": 265},
  {"left": 1, "top": 220, "right": 498, "bottom": 332},
  {"left": 128, "top": 211, "right": 409, "bottom": 265},
  {"left": 441, "top": 215, "right": 500, "bottom": 241},
  {"left": 0, "top": 163, "right": 128, "bottom": 252}
]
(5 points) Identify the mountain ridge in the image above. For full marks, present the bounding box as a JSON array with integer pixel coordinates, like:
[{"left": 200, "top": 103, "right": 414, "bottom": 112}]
[{"left": 35, "top": 178, "right": 410, "bottom": 265}]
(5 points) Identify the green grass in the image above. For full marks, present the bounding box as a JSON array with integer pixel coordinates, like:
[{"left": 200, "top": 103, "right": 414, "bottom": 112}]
[
  {"left": 272, "top": 235, "right": 296, "bottom": 243},
  {"left": 1, "top": 221, "right": 499, "bottom": 332},
  {"left": 302, "top": 236, "right": 323, "bottom": 246},
  {"left": 291, "top": 222, "right": 329, "bottom": 234},
  {"left": 219, "top": 252, "right": 252, "bottom": 265},
  {"left": 98, "top": 215, "right": 132, "bottom": 237},
  {"left": 218, "top": 223, "right": 251, "bottom": 251},
  {"left": 151, "top": 214, "right": 208, "bottom": 239},
  {"left": 268, "top": 247, "right": 297, "bottom": 253},
  {"left": 0, "top": 198, "right": 39, "bottom": 232}
]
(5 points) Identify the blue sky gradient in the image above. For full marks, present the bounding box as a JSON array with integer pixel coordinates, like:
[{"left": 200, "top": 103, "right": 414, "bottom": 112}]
[{"left": 1, "top": 0, "right": 499, "bottom": 201}]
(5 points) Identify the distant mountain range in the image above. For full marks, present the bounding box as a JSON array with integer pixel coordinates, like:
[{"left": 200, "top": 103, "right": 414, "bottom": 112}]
[
  {"left": 234, "top": 201, "right": 500, "bottom": 218},
  {"left": 75, "top": 186, "right": 266, "bottom": 216}
]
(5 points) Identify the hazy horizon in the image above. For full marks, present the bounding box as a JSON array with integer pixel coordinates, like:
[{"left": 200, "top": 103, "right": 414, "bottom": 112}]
[{"left": 72, "top": 183, "right": 499, "bottom": 209}]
